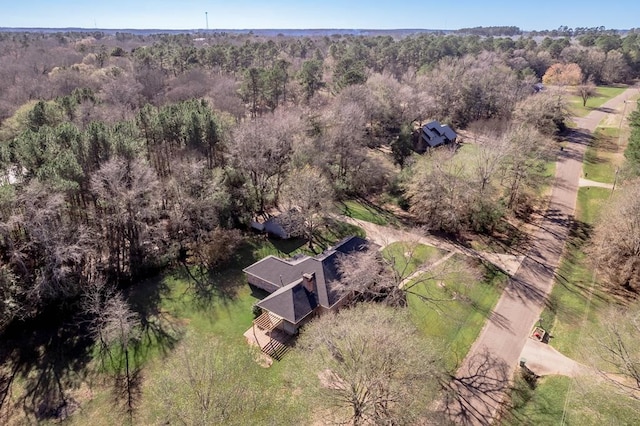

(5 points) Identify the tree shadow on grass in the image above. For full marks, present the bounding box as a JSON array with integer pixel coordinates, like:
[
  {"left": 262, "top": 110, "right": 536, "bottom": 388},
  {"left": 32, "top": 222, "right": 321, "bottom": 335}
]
[
  {"left": 170, "top": 236, "right": 275, "bottom": 310},
  {"left": 126, "top": 275, "right": 183, "bottom": 360},
  {"left": 502, "top": 375, "right": 570, "bottom": 425},
  {"left": 551, "top": 219, "right": 608, "bottom": 306},
  {"left": 594, "top": 106, "right": 615, "bottom": 114},
  {"left": 0, "top": 305, "right": 94, "bottom": 422},
  {"left": 269, "top": 237, "right": 306, "bottom": 255}
]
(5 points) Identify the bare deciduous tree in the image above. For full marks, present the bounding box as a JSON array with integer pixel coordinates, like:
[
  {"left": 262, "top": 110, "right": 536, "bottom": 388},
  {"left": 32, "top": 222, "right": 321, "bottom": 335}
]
[
  {"left": 422, "top": 53, "right": 521, "bottom": 127},
  {"left": 405, "top": 150, "right": 474, "bottom": 234},
  {"left": 229, "top": 109, "right": 302, "bottom": 213},
  {"left": 295, "top": 303, "right": 444, "bottom": 425},
  {"left": 90, "top": 157, "right": 162, "bottom": 281},
  {"left": 589, "top": 180, "right": 640, "bottom": 293},
  {"left": 583, "top": 302, "right": 640, "bottom": 401},
  {"left": 3, "top": 181, "right": 95, "bottom": 314},
  {"left": 86, "top": 283, "right": 141, "bottom": 417},
  {"left": 148, "top": 337, "right": 282, "bottom": 426},
  {"left": 602, "top": 50, "right": 632, "bottom": 85},
  {"left": 577, "top": 78, "right": 597, "bottom": 107},
  {"left": 335, "top": 247, "right": 403, "bottom": 306},
  {"left": 514, "top": 87, "right": 569, "bottom": 137},
  {"left": 336, "top": 242, "right": 478, "bottom": 310},
  {"left": 321, "top": 94, "right": 369, "bottom": 191},
  {"left": 279, "top": 165, "right": 334, "bottom": 249},
  {"left": 499, "top": 124, "right": 553, "bottom": 212}
]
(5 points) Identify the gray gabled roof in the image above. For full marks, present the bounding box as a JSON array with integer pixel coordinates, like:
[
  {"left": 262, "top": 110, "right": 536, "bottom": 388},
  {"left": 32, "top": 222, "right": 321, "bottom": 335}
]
[
  {"left": 244, "top": 236, "right": 372, "bottom": 316},
  {"left": 256, "top": 278, "right": 318, "bottom": 324}
]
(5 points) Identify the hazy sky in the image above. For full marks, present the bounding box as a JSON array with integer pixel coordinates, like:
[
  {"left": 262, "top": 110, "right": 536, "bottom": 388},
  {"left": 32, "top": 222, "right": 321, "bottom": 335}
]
[{"left": 2, "top": 0, "right": 639, "bottom": 30}]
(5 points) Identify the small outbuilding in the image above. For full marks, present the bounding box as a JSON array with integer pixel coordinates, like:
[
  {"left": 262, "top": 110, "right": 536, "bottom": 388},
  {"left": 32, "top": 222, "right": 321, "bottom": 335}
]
[{"left": 250, "top": 215, "right": 292, "bottom": 239}]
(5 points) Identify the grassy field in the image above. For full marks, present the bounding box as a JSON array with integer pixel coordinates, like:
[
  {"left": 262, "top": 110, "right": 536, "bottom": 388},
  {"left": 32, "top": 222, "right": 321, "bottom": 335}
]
[
  {"left": 378, "top": 241, "right": 508, "bottom": 369},
  {"left": 568, "top": 86, "right": 627, "bottom": 117},
  {"left": 507, "top": 368, "right": 640, "bottom": 425},
  {"left": 382, "top": 241, "right": 445, "bottom": 277},
  {"left": 65, "top": 249, "right": 283, "bottom": 424},
  {"left": 583, "top": 126, "right": 622, "bottom": 183},
  {"left": 505, "top": 375, "right": 571, "bottom": 425},
  {"left": 405, "top": 255, "right": 508, "bottom": 370},
  {"left": 15, "top": 221, "right": 366, "bottom": 425},
  {"left": 337, "top": 199, "right": 399, "bottom": 226}
]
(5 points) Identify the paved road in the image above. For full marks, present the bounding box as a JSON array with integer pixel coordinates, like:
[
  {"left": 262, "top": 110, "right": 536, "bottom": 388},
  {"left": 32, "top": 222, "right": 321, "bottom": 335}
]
[{"left": 446, "top": 88, "right": 638, "bottom": 425}]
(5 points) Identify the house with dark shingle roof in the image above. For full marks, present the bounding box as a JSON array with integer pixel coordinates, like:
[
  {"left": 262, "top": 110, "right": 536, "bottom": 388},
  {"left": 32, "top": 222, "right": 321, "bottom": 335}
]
[
  {"left": 244, "top": 235, "right": 373, "bottom": 336},
  {"left": 413, "top": 120, "right": 457, "bottom": 153}
]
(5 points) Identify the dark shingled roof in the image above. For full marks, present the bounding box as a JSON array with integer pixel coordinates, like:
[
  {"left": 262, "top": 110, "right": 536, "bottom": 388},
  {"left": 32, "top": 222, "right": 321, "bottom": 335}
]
[
  {"left": 244, "top": 236, "right": 373, "bottom": 321},
  {"left": 256, "top": 279, "right": 318, "bottom": 324},
  {"left": 421, "top": 120, "right": 457, "bottom": 148}
]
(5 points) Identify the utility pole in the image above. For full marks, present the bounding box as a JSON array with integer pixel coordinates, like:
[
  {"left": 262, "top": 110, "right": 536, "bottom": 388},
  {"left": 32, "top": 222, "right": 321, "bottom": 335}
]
[
  {"left": 617, "top": 100, "right": 629, "bottom": 148},
  {"left": 205, "top": 12, "right": 209, "bottom": 30}
]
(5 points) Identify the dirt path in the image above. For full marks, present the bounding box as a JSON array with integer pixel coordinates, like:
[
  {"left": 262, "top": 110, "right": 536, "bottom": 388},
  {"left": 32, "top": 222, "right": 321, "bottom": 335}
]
[
  {"left": 338, "top": 215, "right": 524, "bottom": 276},
  {"left": 399, "top": 252, "right": 456, "bottom": 289},
  {"left": 578, "top": 177, "right": 614, "bottom": 189},
  {"left": 445, "top": 87, "right": 639, "bottom": 425}
]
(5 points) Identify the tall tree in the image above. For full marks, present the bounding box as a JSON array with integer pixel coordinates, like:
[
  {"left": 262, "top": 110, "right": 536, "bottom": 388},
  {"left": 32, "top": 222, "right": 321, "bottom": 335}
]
[
  {"left": 542, "top": 62, "right": 584, "bottom": 86},
  {"left": 229, "top": 109, "right": 301, "bottom": 214},
  {"left": 589, "top": 179, "right": 640, "bottom": 292},
  {"left": 294, "top": 303, "right": 444, "bottom": 425},
  {"left": 88, "top": 288, "right": 141, "bottom": 417},
  {"left": 577, "top": 78, "right": 597, "bottom": 107},
  {"left": 147, "top": 336, "right": 301, "bottom": 425},
  {"left": 405, "top": 150, "right": 475, "bottom": 234},
  {"left": 90, "top": 157, "right": 162, "bottom": 282},
  {"left": 279, "top": 165, "right": 334, "bottom": 250},
  {"left": 297, "top": 59, "right": 323, "bottom": 101},
  {"left": 241, "top": 67, "right": 265, "bottom": 117}
]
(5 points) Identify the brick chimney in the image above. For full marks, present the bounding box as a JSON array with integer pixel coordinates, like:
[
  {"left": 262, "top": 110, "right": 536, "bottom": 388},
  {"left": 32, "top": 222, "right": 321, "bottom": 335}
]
[{"left": 302, "top": 272, "right": 316, "bottom": 294}]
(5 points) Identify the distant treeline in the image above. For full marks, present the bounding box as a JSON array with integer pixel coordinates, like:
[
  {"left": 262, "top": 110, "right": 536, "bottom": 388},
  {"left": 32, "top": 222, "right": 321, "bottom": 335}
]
[
  {"left": 456, "top": 26, "right": 522, "bottom": 37},
  {"left": 1, "top": 25, "right": 639, "bottom": 331}
]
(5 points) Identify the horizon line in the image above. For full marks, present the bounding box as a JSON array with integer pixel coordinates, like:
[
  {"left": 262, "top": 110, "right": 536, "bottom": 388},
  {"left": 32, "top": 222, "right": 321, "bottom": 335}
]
[{"left": 0, "top": 26, "right": 629, "bottom": 33}]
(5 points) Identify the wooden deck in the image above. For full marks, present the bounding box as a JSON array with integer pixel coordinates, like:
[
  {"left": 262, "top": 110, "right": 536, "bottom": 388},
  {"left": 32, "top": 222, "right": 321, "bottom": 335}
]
[{"left": 244, "top": 312, "right": 292, "bottom": 361}]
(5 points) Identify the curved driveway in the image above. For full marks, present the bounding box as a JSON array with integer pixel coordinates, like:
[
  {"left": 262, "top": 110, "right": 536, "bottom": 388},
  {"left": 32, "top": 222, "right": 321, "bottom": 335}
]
[{"left": 446, "top": 88, "right": 638, "bottom": 425}]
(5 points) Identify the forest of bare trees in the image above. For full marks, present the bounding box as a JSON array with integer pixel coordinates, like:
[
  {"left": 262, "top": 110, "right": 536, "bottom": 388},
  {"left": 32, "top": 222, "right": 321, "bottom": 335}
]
[
  {"left": 1, "top": 28, "right": 640, "bottom": 421},
  {"left": 2, "top": 27, "right": 640, "bottom": 333}
]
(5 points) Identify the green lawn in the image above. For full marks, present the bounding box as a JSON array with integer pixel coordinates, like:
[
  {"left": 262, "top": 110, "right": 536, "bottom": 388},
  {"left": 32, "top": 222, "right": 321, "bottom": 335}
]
[
  {"left": 61, "top": 222, "right": 367, "bottom": 425},
  {"left": 405, "top": 255, "right": 508, "bottom": 369},
  {"left": 506, "top": 375, "right": 571, "bottom": 425},
  {"left": 569, "top": 86, "right": 627, "bottom": 117},
  {"left": 382, "top": 241, "right": 445, "bottom": 277},
  {"left": 583, "top": 126, "right": 622, "bottom": 184},
  {"left": 379, "top": 242, "right": 509, "bottom": 369},
  {"left": 507, "top": 373, "right": 640, "bottom": 425},
  {"left": 337, "top": 199, "right": 399, "bottom": 226}
]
